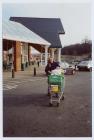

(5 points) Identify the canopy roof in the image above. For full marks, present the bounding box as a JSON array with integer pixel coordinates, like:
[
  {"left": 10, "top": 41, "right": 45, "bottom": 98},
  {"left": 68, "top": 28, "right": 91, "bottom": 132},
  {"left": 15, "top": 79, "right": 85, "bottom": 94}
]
[
  {"left": 10, "top": 17, "right": 65, "bottom": 48},
  {"left": 2, "top": 20, "right": 51, "bottom": 46}
]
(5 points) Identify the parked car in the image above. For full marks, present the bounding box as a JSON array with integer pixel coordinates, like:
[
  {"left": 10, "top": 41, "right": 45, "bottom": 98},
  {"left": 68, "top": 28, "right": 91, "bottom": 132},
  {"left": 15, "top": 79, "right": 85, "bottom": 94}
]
[
  {"left": 71, "top": 61, "right": 80, "bottom": 70},
  {"left": 77, "top": 60, "right": 92, "bottom": 71},
  {"left": 60, "top": 61, "right": 75, "bottom": 75}
]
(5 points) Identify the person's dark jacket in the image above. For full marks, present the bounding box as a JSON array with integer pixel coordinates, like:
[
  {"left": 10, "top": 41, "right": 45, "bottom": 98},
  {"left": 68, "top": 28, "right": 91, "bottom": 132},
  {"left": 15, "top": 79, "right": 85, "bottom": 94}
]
[{"left": 45, "top": 61, "right": 60, "bottom": 75}]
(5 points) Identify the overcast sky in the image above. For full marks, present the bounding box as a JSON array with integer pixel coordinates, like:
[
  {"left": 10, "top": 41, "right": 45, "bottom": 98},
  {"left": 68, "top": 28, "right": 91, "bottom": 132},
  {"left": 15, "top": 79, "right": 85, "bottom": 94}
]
[{"left": 2, "top": 2, "right": 91, "bottom": 50}]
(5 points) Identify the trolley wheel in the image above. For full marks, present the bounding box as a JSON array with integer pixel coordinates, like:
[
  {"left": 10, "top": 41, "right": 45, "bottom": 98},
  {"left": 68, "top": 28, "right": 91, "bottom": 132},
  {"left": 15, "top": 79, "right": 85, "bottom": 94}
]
[
  {"left": 47, "top": 92, "right": 51, "bottom": 96},
  {"left": 57, "top": 103, "right": 60, "bottom": 107},
  {"left": 49, "top": 103, "right": 53, "bottom": 107},
  {"left": 62, "top": 95, "right": 64, "bottom": 100}
]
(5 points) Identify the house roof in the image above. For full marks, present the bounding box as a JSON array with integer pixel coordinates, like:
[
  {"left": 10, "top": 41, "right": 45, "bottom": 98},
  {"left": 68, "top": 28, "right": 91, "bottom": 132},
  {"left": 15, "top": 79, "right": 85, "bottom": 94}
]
[
  {"left": 10, "top": 17, "right": 65, "bottom": 48},
  {"left": 3, "top": 20, "right": 51, "bottom": 46}
]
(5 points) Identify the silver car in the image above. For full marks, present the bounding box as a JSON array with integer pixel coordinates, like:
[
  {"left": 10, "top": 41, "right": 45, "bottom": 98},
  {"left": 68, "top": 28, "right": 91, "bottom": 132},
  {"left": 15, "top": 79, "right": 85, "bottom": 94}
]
[
  {"left": 77, "top": 60, "right": 92, "bottom": 71},
  {"left": 60, "top": 61, "right": 75, "bottom": 75}
]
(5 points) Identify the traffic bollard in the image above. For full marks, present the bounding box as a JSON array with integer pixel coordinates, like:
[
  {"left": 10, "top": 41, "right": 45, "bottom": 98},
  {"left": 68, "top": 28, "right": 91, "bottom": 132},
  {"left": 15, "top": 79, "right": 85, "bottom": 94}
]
[
  {"left": 34, "top": 67, "right": 36, "bottom": 76},
  {"left": 12, "top": 69, "right": 15, "bottom": 78}
]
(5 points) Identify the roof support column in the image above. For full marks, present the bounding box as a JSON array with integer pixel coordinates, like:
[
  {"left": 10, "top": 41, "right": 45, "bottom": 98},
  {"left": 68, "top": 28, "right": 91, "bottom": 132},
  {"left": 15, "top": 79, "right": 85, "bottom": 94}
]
[
  {"left": 14, "top": 41, "right": 21, "bottom": 71},
  {"left": 28, "top": 46, "right": 31, "bottom": 65},
  {"left": 58, "top": 48, "right": 61, "bottom": 63},
  {"left": 51, "top": 48, "right": 55, "bottom": 59},
  {"left": 40, "top": 53, "right": 43, "bottom": 66},
  {"left": 45, "top": 46, "right": 48, "bottom": 66},
  {"left": 21, "top": 43, "right": 25, "bottom": 71}
]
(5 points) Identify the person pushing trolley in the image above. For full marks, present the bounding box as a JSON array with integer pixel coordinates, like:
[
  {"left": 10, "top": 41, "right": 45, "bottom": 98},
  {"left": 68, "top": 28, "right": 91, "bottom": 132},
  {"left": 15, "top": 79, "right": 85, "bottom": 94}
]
[{"left": 45, "top": 58, "right": 65, "bottom": 107}]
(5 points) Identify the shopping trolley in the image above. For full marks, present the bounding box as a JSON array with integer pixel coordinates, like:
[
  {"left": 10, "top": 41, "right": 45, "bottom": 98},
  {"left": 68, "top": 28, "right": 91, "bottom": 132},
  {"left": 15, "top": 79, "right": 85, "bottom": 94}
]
[{"left": 48, "top": 74, "right": 65, "bottom": 107}]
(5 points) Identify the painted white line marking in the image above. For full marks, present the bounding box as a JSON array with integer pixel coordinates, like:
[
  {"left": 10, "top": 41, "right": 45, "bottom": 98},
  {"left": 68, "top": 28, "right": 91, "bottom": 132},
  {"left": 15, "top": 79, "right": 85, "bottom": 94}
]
[
  {"left": 7, "top": 81, "right": 21, "bottom": 84},
  {"left": 3, "top": 85, "right": 18, "bottom": 90},
  {"left": 3, "top": 77, "right": 47, "bottom": 91}
]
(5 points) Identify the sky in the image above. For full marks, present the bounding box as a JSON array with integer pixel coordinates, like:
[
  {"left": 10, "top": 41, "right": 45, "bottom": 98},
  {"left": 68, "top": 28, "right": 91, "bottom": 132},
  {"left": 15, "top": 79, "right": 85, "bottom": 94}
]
[{"left": 2, "top": 2, "right": 91, "bottom": 53}]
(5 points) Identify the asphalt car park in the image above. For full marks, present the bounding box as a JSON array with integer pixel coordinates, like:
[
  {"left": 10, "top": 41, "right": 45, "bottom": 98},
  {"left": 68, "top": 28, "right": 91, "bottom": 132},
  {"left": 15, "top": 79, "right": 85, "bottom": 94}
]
[{"left": 3, "top": 71, "right": 92, "bottom": 137}]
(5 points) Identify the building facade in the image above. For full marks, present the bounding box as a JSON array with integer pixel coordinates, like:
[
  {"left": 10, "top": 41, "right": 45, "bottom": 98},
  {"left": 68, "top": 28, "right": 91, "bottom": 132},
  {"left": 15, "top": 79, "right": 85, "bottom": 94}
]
[{"left": 3, "top": 18, "right": 65, "bottom": 71}]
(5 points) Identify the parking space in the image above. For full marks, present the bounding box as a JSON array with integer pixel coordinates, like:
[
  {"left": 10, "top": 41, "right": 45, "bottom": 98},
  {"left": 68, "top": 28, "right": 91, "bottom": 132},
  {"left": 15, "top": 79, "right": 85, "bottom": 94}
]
[{"left": 3, "top": 71, "right": 92, "bottom": 137}]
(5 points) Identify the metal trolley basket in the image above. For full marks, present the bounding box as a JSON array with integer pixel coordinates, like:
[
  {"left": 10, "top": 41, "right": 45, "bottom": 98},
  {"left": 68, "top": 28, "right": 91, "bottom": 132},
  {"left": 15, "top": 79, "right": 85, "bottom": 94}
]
[{"left": 48, "top": 74, "right": 65, "bottom": 107}]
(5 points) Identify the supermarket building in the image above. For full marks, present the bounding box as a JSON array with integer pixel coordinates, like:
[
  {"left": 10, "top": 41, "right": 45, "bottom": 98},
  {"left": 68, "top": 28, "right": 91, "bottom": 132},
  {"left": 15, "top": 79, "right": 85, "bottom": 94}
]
[{"left": 3, "top": 17, "right": 65, "bottom": 71}]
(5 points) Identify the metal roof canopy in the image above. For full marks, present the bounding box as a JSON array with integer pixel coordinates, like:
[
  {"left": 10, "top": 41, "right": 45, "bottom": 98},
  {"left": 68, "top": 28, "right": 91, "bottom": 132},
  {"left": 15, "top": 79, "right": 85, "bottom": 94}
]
[
  {"left": 2, "top": 20, "right": 51, "bottom": 46},
  {"left": 10, "top": 17, "right": 65, "bottom": 48}
]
